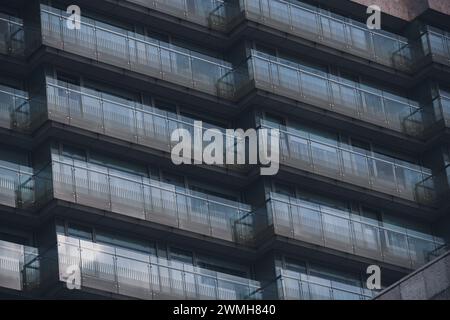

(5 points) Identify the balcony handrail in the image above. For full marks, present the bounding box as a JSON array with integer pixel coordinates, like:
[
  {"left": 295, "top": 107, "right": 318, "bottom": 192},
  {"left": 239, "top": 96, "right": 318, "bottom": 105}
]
[
  {"left": 250, "top": 50, "right": 419, "bottom": 108},
  {"left": 426, "top": 27, "right": 450, "bottom": 41},
  {"left": 41, "top": 7, "right": 232, "bottom": 70},
  {"left": 278, "top": 269, "right": 373, "bottom": 298},
  {"left": 0, "top": 16, "right": 23, "bottom": 27},
  {"left": 50, "top": 159, "right": 251, "bottom": 212},
  {"left": 0, "top": 163, "right": 33, "bottom": 176},
  {"left": 439, "top": 93, "right": 450, "bottom": 102},
  {"left": 0, "top": 88, "right": 28, "bottom": 100},
  {"left": 57, "top": 235, "right": 260, "bottom": 288},
  {"left": 416, "top": 163, "right": 450, "bottom": 188},
  {"left": 267, "top": 192, "right": 443, "bottom": 244},
  {"left": 46, "top": 81, "right": 239, "bottom": 140},
  {"left": 403, "top": 95, "right": 448, "bottom": 124},
  {"left": 260, "top": 120, "right": 429, "bottom": 175},
  {"left": 246, "top": 0, "right": 407, "bottom": 44}
]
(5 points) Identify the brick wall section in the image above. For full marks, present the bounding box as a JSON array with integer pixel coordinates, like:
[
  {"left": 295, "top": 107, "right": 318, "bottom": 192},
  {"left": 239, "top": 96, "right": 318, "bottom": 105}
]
[{"left": 349, "top": 0, "right": 450, "bottom": 21}]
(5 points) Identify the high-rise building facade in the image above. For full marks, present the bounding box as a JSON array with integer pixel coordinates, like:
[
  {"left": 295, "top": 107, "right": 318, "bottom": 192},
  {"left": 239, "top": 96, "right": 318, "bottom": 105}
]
[{"left": 0, "top": 0, "right": 449, "bottom": 300}]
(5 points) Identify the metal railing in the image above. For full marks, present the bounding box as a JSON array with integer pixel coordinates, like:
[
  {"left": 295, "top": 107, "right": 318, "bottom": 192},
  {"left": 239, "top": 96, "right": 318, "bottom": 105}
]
[
  {"left": 402, "top": 95, "right": 450, "bottom": 137},
  {"left": 239, "top": 0, "right": 407, "bottom": 69},
  {"left": 260, "top": 120, "right": 432, "bottom": 203},
  {"left": 0, "top": 240, "right": 37, "bottom": 291},
  {"left": 44, "top": 79, "right": 238, "bottom": 159},
  {"left": 34, "top": 159, "right": 254, "bottom": 243},
  {"left": 128, "top": 0, "right": 228, "bottom": 29},
  {"left": 277, "top": 269, "right": 374, "bottom": 300},
  {"left": 0, "top": 163, "right": 34, "bottom": 209},
  {"left": 219, "top": 51, "right": 419, "bottom": 133},
  {"left": 0, "top": 85, "right": 30, "bottom": 131},
  {"left": 0, "top": 15, "right": 25, "bottom": 57},
  {"left": 40, "top": 5, "right": 232, "bottom": 97},
  {"left": 394, "top": 27, "right": 450, "bottom": 71},
  {"left": 24, "top": 234, "right": 261, "bottom": 300},
  {"left": 415, "top": 164, "right": 450, "bottom": 206},
  {"left": 266, "top": 192, "right": 444, "bottom": 269}
]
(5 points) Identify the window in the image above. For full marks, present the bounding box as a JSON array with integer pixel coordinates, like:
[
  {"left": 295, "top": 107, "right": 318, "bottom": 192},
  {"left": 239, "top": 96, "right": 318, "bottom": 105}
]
[
  {"left": 96, "top": 230, "right": 155, "bottom": 255},
  {"left": 67, "top": 223, "right": 93, "bottom": 241},
  {"left": 62, "top": 144, "right": 86, "bottom": 161},
  {"left": 169, "top": 247, "right": 193, "bottom": 265}
]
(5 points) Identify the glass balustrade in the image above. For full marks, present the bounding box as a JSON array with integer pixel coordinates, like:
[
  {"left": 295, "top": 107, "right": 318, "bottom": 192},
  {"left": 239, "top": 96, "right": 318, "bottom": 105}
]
[
  {"left": 238, "top": 0, "right": 407, "bottom": 69},
  {"left": 424, "top": 28, "right": 450, "bottom": 66},
  {"left": 24, "top": 234, "right": 261, "bottom": 299},
  {"left": 0, "top": 84, "right": 30, "bottom": 131},
  {"left": 415, "top": 164, "right": 450, "bottom": 206},
  {"left": 1, "top": 79, "right": 243, "bottom": 169},
  {"left": 0, "top": 14, "right": 25, "bottom": 57},
  {"left": 434, "top": 94, "right": 450, "bottom": 128},
  {"left": 277, "top": 270, "right": 373, "bottom": 300},
  {"left": 127, "top": 0, "right": 227, "bottom": 28},
  {"left": 402, "top": 95, "right": 450, "bottom": 137},
  {"left": 120, "top": 0, "right": 411, "bottom": 72},
  {"left": 40, "top": 5, "right": 232, "bottom": 96},
  {"left": 0, "top": 240, "right": 37, "bottom": 291},
  {"left": 394, "top": 27, "right": 450, "bottom": 71},
  {"left": 34, "top": 159, "right": 253, "bottom": 243},
  {"left": 219, "top": 51, "right": 419, "bottom": 133},
  {"left": 260, "top": 120, "right": 432, "bottom": 202},
  {"left": 44, "top": 79, "right": 236, "bottom": 160},
  {"left": 266, "top": 192, "right": 443, "bottom": 269},
  {"left": 0, "top": 163, "right": 34, "bottom": 209}
]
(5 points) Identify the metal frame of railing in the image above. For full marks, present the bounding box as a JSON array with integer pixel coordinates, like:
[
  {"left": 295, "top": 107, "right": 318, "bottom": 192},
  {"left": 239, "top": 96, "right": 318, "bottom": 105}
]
[
  {"left": 22, "top": 235, "right": 262, "bottom": 299},
  {"left": 0, "top": 15, "right": 25, "bottom": 56},
  {"left": 266, "top": 192, "right": 444, "bottom": 269},
  {"left": 277, "top": 269, "right": 374, "bottom": 300},
  {"left": 260, "top": 120, "right": 429, "bottom": 180}
]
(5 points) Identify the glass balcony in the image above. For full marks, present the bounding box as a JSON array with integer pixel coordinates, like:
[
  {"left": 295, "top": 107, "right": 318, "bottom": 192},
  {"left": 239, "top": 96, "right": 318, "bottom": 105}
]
[
  {"left": 219, "top": 51, "right": 418, "bottom": 133},
  {"left": 260, "top": 120, "right": 432, "bottom": 203},
  {"left": 0, "top": 13, "right": 25, "bottom": 57},
  {"left": 415, "top": 164, "right": 450, "bottom": 206},
  {"left": 1, "top": 79, "right": 245, "bottom": 172},
  {"left": 44, "top": 79, "right": 238, "bottom": 163},
  {"left": 24, "top": 234, "right": 261, "bottom": 299},
  {"left": 34, "top": 160, "right": 253, "bottom": 243},
  {"left": 0, "top": 163, "right": 34, "bottom": 210},
  {"left": 403, "top": 95, "right": 450, "bottom": 137},
  {"left": 40, "top": 5, "right": 232, "bottom": 96},
  {"left": 0, "top": 240, "right": 37, "bottom": 291},
  {"left": 238, "top": 0, "right": 407, "bottom": 69},
  {"left": 0, "top": 84, "right": 30, "bottom": 131},
  {"left": 394, "top": 27, "right": 450, "bottom": 71},
  {"left": 127, "top": 0, "right": 227, "bottom": 29},
  {"left": 266, "top": 192, "right": 443, "bottom": 269},
  {"left": 277, "top": 270, "right": 373, "bottom": 300}
]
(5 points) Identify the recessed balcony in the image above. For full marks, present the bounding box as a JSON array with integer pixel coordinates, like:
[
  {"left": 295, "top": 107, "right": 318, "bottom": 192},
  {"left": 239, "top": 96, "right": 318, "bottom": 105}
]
[
  {"left": 23, "top": 234, "right": 262, "bottom": 300},
  {"left": 263, "top": 192, "right": 443, "bottom": 269},
  {"left": 403, "top": 94, "right": 450, "bottom": 137},
  {"left": 0, "top": 13, "right": 24, "bottom": 57},
  {"left": 39, "top": 5, "right": 232, "bottom": 97},
  {"left": 394, "top": 27, "right": 450, "bottom": 72},
  {"left": 0, "top": 240, "right": 37, "bottom": 292},
  {"left": 218, "top": 51, "right": 419, "bottom": 134},
  {"left": 276, "top": 269, "right": 374, "bottom": 300},
  {"left": 34, "top": 160, "right": 254, "bottom": 244},
  {"left": 260, "top": 120, "right": 432, "bottom": 203},
  {"left": 231, "top": 0, "right": 408, "bottom": 70}
]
